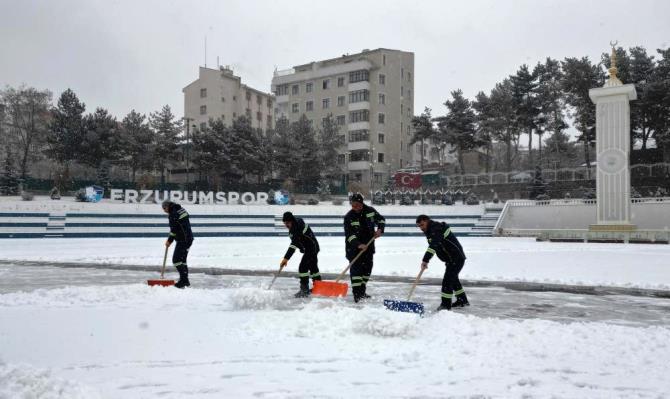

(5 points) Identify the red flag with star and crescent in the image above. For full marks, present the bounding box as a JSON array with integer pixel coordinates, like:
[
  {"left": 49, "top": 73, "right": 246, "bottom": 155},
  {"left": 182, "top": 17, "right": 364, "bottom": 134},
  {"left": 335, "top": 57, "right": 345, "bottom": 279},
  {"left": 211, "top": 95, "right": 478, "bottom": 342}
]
[{"left": 394, "top": 172, "right": 422, "bottom": 189}]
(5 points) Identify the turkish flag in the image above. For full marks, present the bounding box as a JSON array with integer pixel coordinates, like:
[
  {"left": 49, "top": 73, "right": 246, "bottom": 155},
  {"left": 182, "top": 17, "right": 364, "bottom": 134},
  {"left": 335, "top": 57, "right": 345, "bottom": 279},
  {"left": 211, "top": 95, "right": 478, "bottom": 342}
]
[{"left": 395, "top": 172, "right": 422, "bottom": 189}]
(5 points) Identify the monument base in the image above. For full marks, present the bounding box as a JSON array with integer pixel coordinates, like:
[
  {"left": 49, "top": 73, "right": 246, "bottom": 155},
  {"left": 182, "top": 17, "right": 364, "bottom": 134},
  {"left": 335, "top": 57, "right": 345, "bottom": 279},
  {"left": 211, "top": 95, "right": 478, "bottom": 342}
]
[{"left": 589, "top": 224, "right": 637, "bottom": 232}]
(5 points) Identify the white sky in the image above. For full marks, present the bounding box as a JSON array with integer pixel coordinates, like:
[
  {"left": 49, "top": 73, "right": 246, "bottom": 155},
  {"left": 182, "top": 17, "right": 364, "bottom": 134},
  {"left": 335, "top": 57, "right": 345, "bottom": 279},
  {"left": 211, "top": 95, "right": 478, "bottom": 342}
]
[{"left": 1, "top": 0, "right": 669, "bottom": 121}]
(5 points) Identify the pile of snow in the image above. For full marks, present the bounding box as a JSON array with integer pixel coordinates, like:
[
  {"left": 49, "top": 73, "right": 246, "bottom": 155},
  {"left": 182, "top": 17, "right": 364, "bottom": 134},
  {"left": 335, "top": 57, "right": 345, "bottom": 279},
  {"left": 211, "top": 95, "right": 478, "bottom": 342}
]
[
  {"left": 351, "top": 308, "right": 420, "bottom": 338},
  {"left": 229, "top": 286, "right": 284, "bottom": 310},
  {"left": 0, "top": 362, "right": 100, "bottom": 399}
]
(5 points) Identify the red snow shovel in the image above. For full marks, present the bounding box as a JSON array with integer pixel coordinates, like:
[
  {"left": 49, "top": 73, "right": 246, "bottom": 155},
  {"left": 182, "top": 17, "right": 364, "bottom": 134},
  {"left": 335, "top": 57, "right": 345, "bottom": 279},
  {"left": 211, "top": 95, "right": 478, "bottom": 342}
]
[
  {"left": 147, "top": 246, "right": 175, "bottom": 287},
  {"left": 383, "top": 268, "right": 425, "bottom": 315},
  {"left": 312, "top": 237, "right": 375, "bottom": 298}
]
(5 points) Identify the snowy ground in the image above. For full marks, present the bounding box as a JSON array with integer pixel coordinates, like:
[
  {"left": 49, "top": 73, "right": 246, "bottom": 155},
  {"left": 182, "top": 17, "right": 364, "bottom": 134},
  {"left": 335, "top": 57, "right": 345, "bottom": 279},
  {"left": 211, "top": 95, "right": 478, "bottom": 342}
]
[
  {"left": 0, "top": 265, "right": 669, "bottom": 398},
  {"left": 1, "top": 236, "right": 669, "bottom": 291}
]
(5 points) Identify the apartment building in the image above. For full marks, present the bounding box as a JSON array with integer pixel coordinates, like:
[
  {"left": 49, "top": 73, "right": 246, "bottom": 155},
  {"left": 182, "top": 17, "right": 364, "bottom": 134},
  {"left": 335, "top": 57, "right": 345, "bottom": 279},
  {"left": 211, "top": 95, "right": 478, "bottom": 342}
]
[
  {"left": 183, "top": 66, "right": 274, "bottom": 133},
  {"left": 271, "top": 48, "right": 414, "bottom": 192}
]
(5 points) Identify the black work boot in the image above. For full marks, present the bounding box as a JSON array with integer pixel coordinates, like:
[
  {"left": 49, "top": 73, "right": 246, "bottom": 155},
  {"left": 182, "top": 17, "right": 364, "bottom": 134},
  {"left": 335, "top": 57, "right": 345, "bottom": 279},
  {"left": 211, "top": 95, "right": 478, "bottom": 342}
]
[
  {"left": 174, "top": 265, "right": 190, "bottom": 288},
  {"left": 352, "top": 285, "right": 364, "bottom": 303},
  {"left": 436, "top": 298, "right": 452, "bottom": 312},
  {"left": 294, "top": 281, "right": 310, "bottom": 298},
  {"left": 360, "top": 284, "right": 371, "bottom": 300},
  {"left": 453, "top": 293, "right": 470, "bottom": 308}
]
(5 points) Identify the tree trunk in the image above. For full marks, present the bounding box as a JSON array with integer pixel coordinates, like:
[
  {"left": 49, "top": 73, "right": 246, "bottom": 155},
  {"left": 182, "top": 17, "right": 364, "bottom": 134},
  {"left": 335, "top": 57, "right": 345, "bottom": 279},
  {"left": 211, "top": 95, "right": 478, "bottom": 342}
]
[
  {"left": 420, "top": 139, "right": 424, "bottom": 172},
  {"left": 538, "top": 132, "right": 543, "bottom": 168},
  {"left": 527, "top": 129, "right": 533, "bottom": 168},
  {"left": 458, "top": 148, "right": 465, "bottom": 175},
  {"left": 583, "top": 135, "right": 591, "bottom": 180},
  {"left": 506, "top": 138, "right": 512, "bottom": 172}
]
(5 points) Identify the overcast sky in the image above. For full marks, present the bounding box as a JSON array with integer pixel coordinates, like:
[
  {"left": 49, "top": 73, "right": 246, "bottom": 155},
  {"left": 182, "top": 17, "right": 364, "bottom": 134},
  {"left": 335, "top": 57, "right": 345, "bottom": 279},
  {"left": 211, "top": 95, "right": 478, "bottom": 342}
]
[{"left": 2, "top": 0, "right": 669, "bottom": 120}]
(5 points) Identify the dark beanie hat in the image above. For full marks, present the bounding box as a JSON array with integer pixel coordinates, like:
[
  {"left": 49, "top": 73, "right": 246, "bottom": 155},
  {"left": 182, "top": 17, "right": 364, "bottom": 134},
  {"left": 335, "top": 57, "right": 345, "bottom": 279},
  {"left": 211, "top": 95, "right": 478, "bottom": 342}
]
[{"left": 282, "top": 211, "right": 295, "bottom": 222}]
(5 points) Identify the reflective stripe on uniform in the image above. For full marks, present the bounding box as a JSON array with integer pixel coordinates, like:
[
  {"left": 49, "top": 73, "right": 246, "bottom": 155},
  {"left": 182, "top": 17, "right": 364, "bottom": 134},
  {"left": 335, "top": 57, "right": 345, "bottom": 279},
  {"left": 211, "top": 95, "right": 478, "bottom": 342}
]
[
  {"left": 310, "top": 272, "right": 321, "bottom": 278},
  {"left": 173, "top": 262, "right": 185, "bottom": 266},
  {"left": 352, "top": 276, "right": 363, "bottom": 281},
  {"left": 377, "top": 220, "right": 385, "bottom": 224},
  {"left": 303, "top": 224, "right": 309, "bottom": 234},
  {"left": 426, "top": 248, "right": 436, "bottom": 255},
  {"left": 350, "top": 221, "right": 360, "bottom": 226},
  {"left": 298, "top": 272, "right": 310, "bottom": 277},
  {"left": 179, "top": 212, "right": 189, "bottom": 219},
  {"left": 169, "top": 232, "right": 176, "bottom": 237},
  {"left": 362, "top": 276, "right": 370, "bottom": 281},
  {"left": 351, "top": 282, "right": 363, "bottom": 287},
  {"left": 366, "top": 212, "right": 375, "bottom": 218},
  {"left": 443, "top": 228, "right": 452, "bottom": 238},
  {"left": 347, "top": 235, "right": 357, "bottom": 242},
  {"left": 454, "top": 288, "right": 465, "bottom": 295},
  {"left": 441, "top": 292, "right": 454, "bottom": 299},
  {"left": 289, "top": 245, "right": 298, "bottom": 250}
]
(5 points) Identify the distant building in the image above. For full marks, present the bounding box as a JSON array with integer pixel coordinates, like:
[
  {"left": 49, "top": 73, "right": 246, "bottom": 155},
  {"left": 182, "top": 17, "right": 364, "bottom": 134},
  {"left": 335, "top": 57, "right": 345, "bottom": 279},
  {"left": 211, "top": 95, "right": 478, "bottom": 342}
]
[
  {"left": 183, "top": 66, "right": 275, "bottom": 133},
  {"left": 271, "top": 48, "right": 415, "bottom": 191}
]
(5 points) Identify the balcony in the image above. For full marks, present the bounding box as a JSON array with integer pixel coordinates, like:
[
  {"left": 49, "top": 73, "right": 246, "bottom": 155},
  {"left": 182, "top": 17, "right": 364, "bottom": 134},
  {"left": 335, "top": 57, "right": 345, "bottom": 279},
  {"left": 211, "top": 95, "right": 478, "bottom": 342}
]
[
  {"left": 348, "top": 101, "right": 370, "bottom": 112},
  {"left": 348, "top": 81, "right": 370, "bottom": 91},
  {"left": 347, "top": 161, "right": 372, "bottom": 171},
  {"left": 348, "top": 141, "right": 370, "bottom": 151},
  {"left": 348, "top": 121, "right": 370, "bottom": 131}
]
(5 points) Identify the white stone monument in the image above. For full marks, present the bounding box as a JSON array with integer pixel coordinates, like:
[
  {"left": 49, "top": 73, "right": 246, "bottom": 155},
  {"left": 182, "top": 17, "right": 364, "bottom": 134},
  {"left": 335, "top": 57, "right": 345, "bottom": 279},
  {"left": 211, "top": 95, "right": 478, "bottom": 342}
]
[{"left": 588, "top": 43, "right": 637, "bottom": 231}]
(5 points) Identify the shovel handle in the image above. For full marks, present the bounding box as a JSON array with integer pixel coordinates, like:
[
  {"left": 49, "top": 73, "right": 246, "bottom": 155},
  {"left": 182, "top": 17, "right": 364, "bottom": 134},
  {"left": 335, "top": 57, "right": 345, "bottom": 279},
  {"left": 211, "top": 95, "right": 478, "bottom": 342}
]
[
  {"left": 406, "top": 268, "right": 425, "bottom": 301},
  {"left": 160, "top": 245, "right": 168, "bottom": 279},
  {"left": 336, "top": 237, "right": 376, "bottom": 283},
  {"left": 267, "top": 265, "right": 284, "bottom": 290}
]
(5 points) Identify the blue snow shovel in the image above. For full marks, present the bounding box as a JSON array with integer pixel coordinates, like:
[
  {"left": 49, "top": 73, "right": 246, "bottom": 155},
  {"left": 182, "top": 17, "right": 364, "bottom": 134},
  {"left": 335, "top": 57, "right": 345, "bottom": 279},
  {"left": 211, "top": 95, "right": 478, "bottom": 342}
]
[{"left": 383, "top": 268, "right": 425, "bottom": 315}]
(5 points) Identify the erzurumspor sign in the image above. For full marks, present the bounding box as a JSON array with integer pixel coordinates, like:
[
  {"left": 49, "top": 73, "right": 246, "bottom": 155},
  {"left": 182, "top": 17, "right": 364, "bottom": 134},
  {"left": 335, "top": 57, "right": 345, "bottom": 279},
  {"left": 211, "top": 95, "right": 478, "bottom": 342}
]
[{"left": 110, "top": 189, "right": 269, "bottom": 205}]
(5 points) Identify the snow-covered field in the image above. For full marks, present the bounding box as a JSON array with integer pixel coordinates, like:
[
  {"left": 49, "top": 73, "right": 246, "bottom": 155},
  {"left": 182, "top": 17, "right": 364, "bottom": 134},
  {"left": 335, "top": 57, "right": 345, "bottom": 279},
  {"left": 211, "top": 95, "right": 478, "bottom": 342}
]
[
  {"left": 1, "top": 236, "right": 670, "bottom": 290},
  {"left": 1, "top": 266, "right": 670, "bottom": 399}
]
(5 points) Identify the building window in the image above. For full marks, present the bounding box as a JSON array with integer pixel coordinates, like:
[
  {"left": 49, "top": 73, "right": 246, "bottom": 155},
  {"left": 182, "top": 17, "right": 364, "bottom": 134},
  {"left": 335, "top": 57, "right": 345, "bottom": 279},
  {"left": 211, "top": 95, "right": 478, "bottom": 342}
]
[
  {"left": 408, "top": 71, "right": 412, "bottom": 81},
  {"left": 401, "top": 106, "right": 403, "bottom": 115},
  {"left": 374, "top": 173, "right": 383, "bottom": 184},
  {"left": 257, "top": 95, "right": 262, "bottom": 105},
  {"left": 233, "top": 95, "right": 237, "bottom": 101},
  {"left": 257, "top": 111, "right": 262, "bottom": 121},
  {"left": 292, "top": 85, "right": 299, "bottom": 95},
  {"left": 382, "top": 54, "right": 386, "bottom": 65},
  {"left": 306, "top": 100, "right": 314, "bottom": 112},
  {"left": 276, "top": 85, "right": 288, "bottom": 96},
  {"left": 407, "top": 125, "right": 411, "bottom": 135},
  {"left": 350, "top": 150, "right": 370, "bottom": 162},
  {"left": 221, "top": 115, "right": 225, "bottom": 120},
  {"left": 292, "top": 103, "right": 299, "bottom": 113},
  {"left": 246, "top": 108, "right": 251, "bottom": 117},
  {"left": 200, "top": 88, "right": 207, "bottom": 98},
  {"left": 378, "top": 113, "right": 385, "bottom": 124},
  {"left": 233, "top": 112, "right": 236, "bottom": 118},
  {"left": 323, "top": 79, "right": 330, "bottom": 90},
  {"left": 267, "top": 115, "right": 272, "bottom": 128},
  {"left": 337, "top": 96, "right": 345, "bottom": 107},
  {"left": 221, "top": 97, "right": 225, "bottom": 102},
  {"left": 322, "top": 98, "right": 330, "bottom": 109},
  {"left": 267, "top": 98, "right": 272, "bottom": 108},
  {"left": 349, "top": 89, "right": 369, "bottom": 103},
  {"left": 401, "top": 68, "right": 404, "bottom": 79},
  {"left": 306, "top": 82, "right": 313, "bottom": 93},
  {"left": 336, "top": 115, "right": 346, "bottom": 125},
  {"left": 407, "top": 106, "right": 411, "bottom": 116},
  {"left": 200, "top": 122, "right": 206, "bottom": 130},
  {"left": 322, "top": 117, "right": 329, "bottom": 127},
  {"left": 200, "top": 105, "right": 207, "bottom": 115},
  {"left": 338, "top": 76, "right": 345, "bottom": 87},
  {"left": 378, "top": 93, "right": 385, "bottom": 105},
  {"left": 338, "top": 135, "right": 346, "bottom": 145},
  {"left": 378, "top": 153, "right": 384, "bottom": 163},
  {"left": 337, "top": 154, "right": 345, "bottom": 165},
  {"left": 401, "top": 86, "right": 404, "bottom": 96},
  {"left": 378, "top": 133, "right": 385, "bottom": 143},
  {"left": 349, "top": 130, "right": 369, "bottom": 142},
  {"left": 407, "top": 89, "right": 411, "bottom": 100},
  {"left": 379, "top": 74, "right": 385, "bottom": 85},
  {"left": 349, "top": 110, "right": 369, "bottom": 123},
  {"left": 349, "top": 70, "right": 369, "bottom": 83},
  {"left": 246, "top": 91, "right": 252, "bottom": 101}
]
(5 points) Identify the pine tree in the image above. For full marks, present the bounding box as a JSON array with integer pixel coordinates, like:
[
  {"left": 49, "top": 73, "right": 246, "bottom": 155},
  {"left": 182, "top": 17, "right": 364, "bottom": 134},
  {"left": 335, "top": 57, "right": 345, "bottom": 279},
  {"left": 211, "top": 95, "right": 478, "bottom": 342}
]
[
  {"left": 149, "top": 105, "right": 181, "bottom": 187},
  {"left": 120, "top": 110, "right": 154, "bottom": 183},
  {"left": 318, "top": 114, "right": 343, "bottom": 184},
  {"left": 535, "top": 58, "right": 567, "bottom": 167},
  {"left": 561, "top": 57, "right": 605, "bottom": 178},
  {"left": 80, "top": 108, "right": 122, "bottom": 180},
  {"left": 435, "top": 90, "right": 479, "bottom": 175},
  {"left": 272, "top": 116, "right": 297, "bottom": 182},
  {"left": 410, "top": 107, "right": 436, "bottom": 172},
  {"left": 0, "top": 148, "right": 19, "bottom": 196},
  {"left": 650, "top": 48, "right": 670, "bottom": 161},
  {"left": 46, "top": 89, "right": 85, "bottom": 189},
  {"left": 510, "top": 64, "right": 541, "bottom": 168},
  {"left": 292, "top": 115, "right": 320, "bottom": 192},
  {"left": 488, "top": 79, "right": 518, "bottom": 172}
]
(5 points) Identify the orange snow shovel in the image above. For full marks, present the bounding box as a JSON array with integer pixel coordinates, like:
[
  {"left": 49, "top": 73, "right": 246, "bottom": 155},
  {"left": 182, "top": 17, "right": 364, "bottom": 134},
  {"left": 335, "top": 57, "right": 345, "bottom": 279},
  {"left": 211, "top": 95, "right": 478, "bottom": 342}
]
[
  {"left": 147, "top": 246, "right": 175, "bottom": 287},
  {"left": 312, "top": 237, "right": 375, "bottom": 298}
]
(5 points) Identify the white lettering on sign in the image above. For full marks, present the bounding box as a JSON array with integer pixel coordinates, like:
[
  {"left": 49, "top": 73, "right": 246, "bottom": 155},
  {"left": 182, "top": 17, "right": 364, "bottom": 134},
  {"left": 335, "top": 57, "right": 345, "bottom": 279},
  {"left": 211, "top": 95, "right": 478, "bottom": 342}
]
[{"left": 112, "top": 189, "right": 270, "bottom": 205}]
